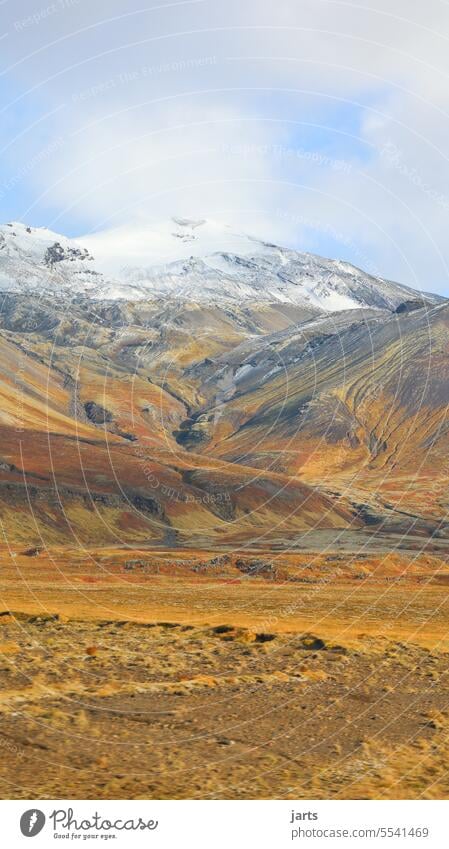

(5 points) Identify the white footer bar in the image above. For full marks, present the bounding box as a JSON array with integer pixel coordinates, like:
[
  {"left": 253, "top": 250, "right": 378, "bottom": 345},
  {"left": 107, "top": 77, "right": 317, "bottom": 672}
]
[{"left": 1, "top": 799, "right": 445, "bottom": 848}]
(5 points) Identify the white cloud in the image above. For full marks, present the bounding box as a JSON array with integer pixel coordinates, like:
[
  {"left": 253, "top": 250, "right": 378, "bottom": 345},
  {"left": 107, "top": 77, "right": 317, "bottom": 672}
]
[{"left": 2, "top": 0, "right": 449, "bottom": 292}]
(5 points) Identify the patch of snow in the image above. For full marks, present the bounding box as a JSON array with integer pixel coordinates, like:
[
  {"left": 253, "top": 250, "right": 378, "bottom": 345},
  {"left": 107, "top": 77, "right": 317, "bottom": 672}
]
[{"left": 234, "top": 363, "right": 255, "bottom": 382}]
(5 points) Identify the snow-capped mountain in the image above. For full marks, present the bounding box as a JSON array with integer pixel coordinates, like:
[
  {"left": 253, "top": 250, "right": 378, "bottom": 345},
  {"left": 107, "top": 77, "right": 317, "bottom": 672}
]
[
  {"left": 0, "top": 218, "right": 442, "bottom": 311},
  {"left": 0, "top": 221, "right": 102, "bottom": 298}
]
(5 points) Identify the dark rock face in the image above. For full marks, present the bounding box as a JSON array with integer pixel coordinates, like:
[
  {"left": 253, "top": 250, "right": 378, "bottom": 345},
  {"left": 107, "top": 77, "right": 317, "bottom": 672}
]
[
  {"left": 192, "top": 555, "right": 231, "bottom": 573},
  {"left": 44, "top": 242, "right": 93, "bottom": 267},
  {"left": 44, "top": 242, "right": 66, "bottom": 266},
  {"left": 115, "top": 430, "right": 138, "bottom": 442},
  {"left": 395, "top": 300, "right": 424, "bottom": 314},
  {"left": 235, "top": 558, "right": 277, "bottom": 577},
  {"left": 84, "top": 401, "right": 113, "bottom": 424},
  {"left": 130, "top": 493, "right": 164, "bottom": 518}
]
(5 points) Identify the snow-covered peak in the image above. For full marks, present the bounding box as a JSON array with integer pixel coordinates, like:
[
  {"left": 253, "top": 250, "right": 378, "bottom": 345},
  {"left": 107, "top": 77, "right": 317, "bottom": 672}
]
[
  {"left": 0, "top": 220, "right": 108, "bottom": 298},
  {"left": 81, "top": 217, "right": 272, "bottom": 273},
  {"left": 0, "top": 221, "right": 92, "bottom": 264},
  {"left": 0, "top": 218, "right": 440, "bottom": 311}
]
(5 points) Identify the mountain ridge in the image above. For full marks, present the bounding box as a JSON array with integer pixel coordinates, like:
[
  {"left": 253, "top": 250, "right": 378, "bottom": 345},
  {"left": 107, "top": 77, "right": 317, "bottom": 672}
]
[{"left": 0, "top": 218, "right": 443, "bottom": 311}]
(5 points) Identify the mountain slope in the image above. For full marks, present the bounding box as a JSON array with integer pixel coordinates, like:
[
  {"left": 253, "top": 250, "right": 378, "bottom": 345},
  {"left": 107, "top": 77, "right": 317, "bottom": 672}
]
[
  {"left": 0, "top": 219, "right": 447, "bottom": 548},
  {"left": 0, "top": 293, "right": 357, "bottom": 548},
  {"left": 186, "top": 301, "right": 449, "bottom": 528}
]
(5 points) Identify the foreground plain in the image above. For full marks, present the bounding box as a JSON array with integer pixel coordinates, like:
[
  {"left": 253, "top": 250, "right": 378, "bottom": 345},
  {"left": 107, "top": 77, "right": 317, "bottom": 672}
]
[{"left": 1, "top": 546, "right": 449, "bottom": 799}]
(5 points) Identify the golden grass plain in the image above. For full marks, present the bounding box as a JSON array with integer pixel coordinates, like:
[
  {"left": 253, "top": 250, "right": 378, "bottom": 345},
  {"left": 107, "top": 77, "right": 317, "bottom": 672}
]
[{"left": 1, "top": 546, "right": 449, "bottom": 799}]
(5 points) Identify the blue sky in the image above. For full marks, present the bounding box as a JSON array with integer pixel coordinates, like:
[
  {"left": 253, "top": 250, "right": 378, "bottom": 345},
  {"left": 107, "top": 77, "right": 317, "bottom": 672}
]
[{"left": 1, "top": 0, "right": 449, "bottom": 293}]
